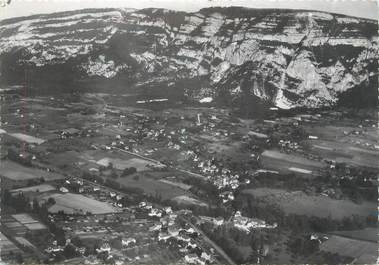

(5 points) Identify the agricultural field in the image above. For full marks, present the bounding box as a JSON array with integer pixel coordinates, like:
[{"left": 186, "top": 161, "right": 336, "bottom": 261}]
[
  {"left": 150, "top": 148, "right": 186, "bottom": 163},
  {"left": 303, "top": 125, "right": 357, "bottom": 140},
  {"left": 207, "top": 141, "right": 249, "bottom": 161},
  {"left": 159, "top": 179, "right": 192, "bottom": 191},
  {"left": 41, "top": 193, "right": 118, "bottom": 215},
  {"left": 319, "top": 235, "right": 377, "bottom": 264},
  {"left": 260, "top": 150, "right": 326, "bottom": 177},
  {"left": 80, "top": 149, "right": 137, "bottom": 164},
  {"left": 172, "top": 195, "right": 208, "bottom": 207},
  {"left": 130, "top": 245, "right": 182, "bottom": 264},
  {"left": 304, "top": 124, "right": 379, "bottom": 144},
  {"left": 0, "top": 232, "right": 23, "bottom": 258},
  {"left": 0, "top": 160, "right": 64, "bottom": 181},
  {"left": 0, "top": 89, "right": 377, "bottom": 265},
  {"left": 242, "top": 188, "right": 376, "bottom": 219},
  {"left": 267, "top": 232, "right": 305, "bottom": 264},
  {"left": 12, "top": 213, "right": 39, "bottom": 224},
  {"left": 10, "top": 184, "right": 56, "bottom": 194},
  {"left": 113, "top": 173, "right": 189, "bottom": 200},
  {"left": 306, "top": 139, "right": 379, "bottom": 170},
  {"left": 96, "top": 157, "right": 152, "bottom": 171},
  {"left": 7, "top": 133, "right": 46, "bottom": 145},
  {"left": 329, "top": 228, "right": 378, "bottom": 242},
  {"left": 43, "top": 151, "right": 86, "bottom": 168}
]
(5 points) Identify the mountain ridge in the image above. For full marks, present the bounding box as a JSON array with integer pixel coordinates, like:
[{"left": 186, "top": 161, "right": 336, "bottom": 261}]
[
  {"left": 0, "top": 6, "right": 377, "bottom": 110},
  {"left": 1, "top": 7, "right": 377, "bottom": 24}
]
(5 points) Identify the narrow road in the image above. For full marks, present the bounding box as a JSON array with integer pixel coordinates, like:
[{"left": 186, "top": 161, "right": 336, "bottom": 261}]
[
  {"left": 111, "top": 147, "right": 235, "bottom": 264},
  {"left": 49, "top": 146, "right": 232, "bottom": 264},
  {"left": 177, "top": 168, "right": 207, "bottom": 180},
  {"left": 113, "top": 147, "right": 206, "bottom": 179},
  {"left": 182, "top": 217, "right": 237, "bottom": 265},
  {"left": 113, "top": 147, "right": 162, "bottom": 164},
  {"left": 64, "top": 165, "right": 235, "bottom": 265}
]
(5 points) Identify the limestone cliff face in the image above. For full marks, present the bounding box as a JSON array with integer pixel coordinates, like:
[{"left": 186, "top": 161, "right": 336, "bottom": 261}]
[{"left": 0, "top": 7, "right": 377, "bottom": 108}]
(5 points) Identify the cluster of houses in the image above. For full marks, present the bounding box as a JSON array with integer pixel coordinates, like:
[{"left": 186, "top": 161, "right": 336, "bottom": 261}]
[
  {"left": 196, "top": 159, "right": 241, "bottom": 203},
  {"left": 198, "top": 216, "right": 225, "bottom": 227},
  {"left": 278, "top": 139, "right": 300, "bottom": 151},
  {"left": 63, "top": 177, "right": 124, "bottom": 209},
  {"left": 137, "top": 202, "right": 215, "bottom": 265},
  {"left": 44, "top": 209, "right": 149, "bottom": 263},
  {"left": 198, "top": 212, "right": 277, "bottom": 234},
  {"left": 231, "top": 211, "right": 277, "bottom": 233},
  {"left": 198, "top": 160, "right": 240, "bottom": 190},
  {"left": 184, "top": 252, "right": 213, "bottom": 265}
]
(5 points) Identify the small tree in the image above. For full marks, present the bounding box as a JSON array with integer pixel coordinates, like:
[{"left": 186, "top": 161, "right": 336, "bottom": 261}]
[
  {"left": 110, "top": 170, "right": 118, "bottom": 179},
  {"left": 122, "top": 167, "right": 137, "bottom": 177},
  {"left": 47, "top": 197, "right": 56, "bottom": 205},
  {"left": 63, "top": 244, "right": 78, "bottom": 258}
]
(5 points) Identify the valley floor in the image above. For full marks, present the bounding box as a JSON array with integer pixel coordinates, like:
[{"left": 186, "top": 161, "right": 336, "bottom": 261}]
[{"left": 0, "top": 91, "right": 377, "bottom": 264}]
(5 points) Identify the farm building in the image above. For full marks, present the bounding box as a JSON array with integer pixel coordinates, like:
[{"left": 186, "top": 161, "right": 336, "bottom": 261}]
[{"left": 60, "top": 128, "right": 80, "bottom": 136}]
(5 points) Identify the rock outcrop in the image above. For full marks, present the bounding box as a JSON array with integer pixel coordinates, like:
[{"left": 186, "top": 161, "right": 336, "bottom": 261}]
[{"left": 0, "top": 7, "right": 377, "bottom": 108}]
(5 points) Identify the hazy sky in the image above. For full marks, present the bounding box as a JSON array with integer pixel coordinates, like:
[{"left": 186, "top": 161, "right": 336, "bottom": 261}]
[{"left": 0, "top": 0, "right": 378, "bottom": 20}]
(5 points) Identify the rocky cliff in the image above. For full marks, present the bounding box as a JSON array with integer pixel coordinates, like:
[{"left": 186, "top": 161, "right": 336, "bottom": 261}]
[{"left": 0, "top": 7, "right": 377, "bottom": 109}]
